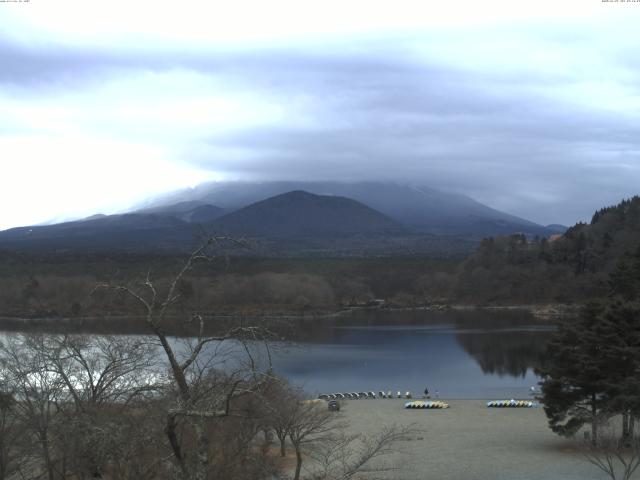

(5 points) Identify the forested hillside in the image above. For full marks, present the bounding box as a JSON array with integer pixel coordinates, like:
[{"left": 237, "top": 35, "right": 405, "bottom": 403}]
[
  {"left": 1, "top": 197, "right": 638, "bottom": 319},
  {"left": 441, "top": 196, "right": 640, "bottom": 304}
]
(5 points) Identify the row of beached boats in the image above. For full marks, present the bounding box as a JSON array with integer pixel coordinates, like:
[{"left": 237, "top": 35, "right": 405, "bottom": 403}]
[
  {"left": 486, "top": 400, "right": 537, "bottom": 408},
  {"left": 317, "top": 394, "right": 538, "bottom": 409},
  {"left": 404, "top": 400, "right": 450, "bottom": 409},
  {"left": 404, "top": 399, "right": 538, "bottom": 409},
  {"left": 318, "top": 391, "right": 419, "bottom": 400}
]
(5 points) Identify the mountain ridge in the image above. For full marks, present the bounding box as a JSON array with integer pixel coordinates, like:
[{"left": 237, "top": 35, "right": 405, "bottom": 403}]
[
  {"left": 211, "top": 190, "right": 401, "bottom": 237},
  {"left": 141, "top": 181, "right": 556, "bottom": 236},
  {"left": 0, "top": 182, "right": 565, "bottom": 256}
]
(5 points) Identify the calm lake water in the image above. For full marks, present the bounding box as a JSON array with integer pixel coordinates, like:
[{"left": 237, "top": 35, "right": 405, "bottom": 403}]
[
  {"left": 269, "top": 309, "right": 554, "bottom": 399},
  {"left": 0, "top": 309, "right": 555, "bottom": 399}
]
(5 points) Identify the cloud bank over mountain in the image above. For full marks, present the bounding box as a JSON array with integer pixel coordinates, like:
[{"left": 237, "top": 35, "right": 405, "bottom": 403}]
[{"left": 1, "top": 1, "right": 639, "bottom": 229}]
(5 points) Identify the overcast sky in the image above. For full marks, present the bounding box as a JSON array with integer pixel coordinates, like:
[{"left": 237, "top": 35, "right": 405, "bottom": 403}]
[{"left": 1, "top": 0, "right": 639, "bottom": 230}]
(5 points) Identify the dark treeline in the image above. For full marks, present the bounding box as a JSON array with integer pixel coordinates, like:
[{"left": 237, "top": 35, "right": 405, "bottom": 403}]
[
  {"left": 2, "top": 196, "right": 640, "bottom": 317},
  {"left": 0, "top": 255, "right": 456, "bottom": 317},
  {"left": 449, "top": 196, "right": 640, "bottom": 304}
]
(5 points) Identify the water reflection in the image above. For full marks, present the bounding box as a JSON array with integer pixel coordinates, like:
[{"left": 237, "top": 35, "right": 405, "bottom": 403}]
[
  {"left": 455, "top": 329, "right": 550, "bottom": 378},
  {"left": 0, "top": 309, "right": 555, "bottom": 398},
  {"left": 269, "top": 309, "right": 554, "bottom": 398}
]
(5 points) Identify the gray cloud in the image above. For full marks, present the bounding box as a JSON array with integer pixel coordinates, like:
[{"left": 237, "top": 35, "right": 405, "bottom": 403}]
[
  {"left": 174, "top": 46, "right": 640, "bottom": 225},
  {"left": 0, "top": 39, "right": 116, "bottom": 87},
  {"left": 2, "top": 25, "right": 639, "bottom": 226}
]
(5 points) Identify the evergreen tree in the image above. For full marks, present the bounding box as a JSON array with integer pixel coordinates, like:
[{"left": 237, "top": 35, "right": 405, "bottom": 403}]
[
  {"left": 539, "top": 249, "right": 640, "bottom": 444},
  {"left": 596, "top": 300, "right": 640, "bottom": 443},
  {"left": 609, "top": 246, "right": 640, "bottom": 301},
  {"left": 537, "top": 302, "right": 610, "bottom": 443}
]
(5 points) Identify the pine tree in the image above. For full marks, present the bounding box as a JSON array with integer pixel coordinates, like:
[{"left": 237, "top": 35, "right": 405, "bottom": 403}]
[
  {"left": 609, "top": 246, "right": 640, "bottom": 301},
  {"left": 537, "top": 302, "right": 610, "bottom": 443},
  {"left": 597, "top": 300, "right": 640, "bottom": 444},
  {"left": 539, "top": 248, "right": 640, "bottom": 444}
]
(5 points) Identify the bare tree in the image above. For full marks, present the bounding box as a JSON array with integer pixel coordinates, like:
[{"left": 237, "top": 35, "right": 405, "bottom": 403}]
[
  {"left": 310, "top": 425, "right": 421, "bottom": 480},
  {"left": 583, "top": 420, "right": 640, "bottom": 480},
  {"left": 0, "top": 335, "right": 67, "bottom": 480},
  {"left": 307, "top": 425, "right": 416, "bottom": 480},
  {"left": 287, "top": 399, "right": 344, "bottom": 480},
  {"left": 44, "top": 335, "right": 158, "bottom": 411},
  {"left": 45, "top": 335, "right": 159, "bottom": 479},
  {"left": 0, "top": 389, "right": 26, "bottom": 480},
  {"left": 261, "top": 377, "right": 298, "bottom": 458},
  {"left": 250, "top": 361, "right": 419, "bottom": 480},
  {"left": 0, "top": 333, "right": 164, "bottom": 480},
  {"left": 97, "top": 237, "right": 275, "bottom": 480},
  {"left": 281, "top": 393, "right": 417, "bottom": 480}
]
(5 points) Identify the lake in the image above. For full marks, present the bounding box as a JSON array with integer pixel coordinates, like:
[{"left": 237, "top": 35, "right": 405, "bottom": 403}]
[
  {"left": 269, "top": 309, "right": 554, "bottom": 399},
  {"left": 0, "top": 308, "right": 555, "bottom": 399}
]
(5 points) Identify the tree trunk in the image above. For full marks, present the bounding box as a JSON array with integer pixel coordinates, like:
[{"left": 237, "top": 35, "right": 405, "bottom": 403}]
[
  {"left": 623, "top": 411, "right": 630, "bottom": 446},
  {"left": 280, "top": 436, "right": 286, "bottom": 457},
  {"left": 262, "top": 428, "right": 272, "bottom": 447},
  {"left": 165, "top": 413, "right": 186, "bottom": 476},
  {"left": 591, "top": 393, "right": 598, "bottom": 446},
  {"left": 41, "top": 434, "right": 55, "bottom": 480},
  {"left": 293, "top": 445, "right": 303, "bottom": 480},
  {"left": 193, "top": 418, "right": 209, "bottom": 480},
  {"left": 152, "top": 328, "right": 191, "bottom": 399}
]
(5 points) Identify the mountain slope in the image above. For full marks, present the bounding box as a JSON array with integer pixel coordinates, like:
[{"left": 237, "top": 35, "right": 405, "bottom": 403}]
[
  {"left": 545, "top": 224, "right": 569, "bottom": 234},
  {"left": 0, "top": 191, "right": 410, "bottom": 255},
  {"left": 143, "top": 181, "right": 552, "bottom": 236},
  {"left": 212, "top": 190, "right": 400, "bottom": 237},
  {"left": 0, "top": 183, "right": 555, "bottom": 256},
  {"left": 0, "top": 214, "right": 195, "bottom": 252},
  {"left": 137, "top": 201, "right": 226, "bottom": 223},
  {"left": 186, "top": 205, "right": 226, "bottom": 223}
]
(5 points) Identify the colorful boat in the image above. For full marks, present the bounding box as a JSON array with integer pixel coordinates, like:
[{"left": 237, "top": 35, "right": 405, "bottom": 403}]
[
  {"left": 487, "top": 400, "right": 537, "bottom": 408},
  {"left": 404, "top": 400, "right": 449, "bottom": 409}
]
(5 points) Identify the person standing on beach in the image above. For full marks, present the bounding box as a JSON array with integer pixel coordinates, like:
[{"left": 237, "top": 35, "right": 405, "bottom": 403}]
[{"left": 424, "top": 387, "right": 430, "bottom": 399}]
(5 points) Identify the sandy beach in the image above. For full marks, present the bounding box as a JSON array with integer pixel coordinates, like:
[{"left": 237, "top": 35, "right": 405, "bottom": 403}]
[{"left": 337, "top": 399, "right": 603, "bottom": 480}]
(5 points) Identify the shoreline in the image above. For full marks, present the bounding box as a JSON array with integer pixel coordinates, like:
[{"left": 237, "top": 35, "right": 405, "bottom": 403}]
[{"left": 0, "top": 302, "right": 578, "bottom": 324}]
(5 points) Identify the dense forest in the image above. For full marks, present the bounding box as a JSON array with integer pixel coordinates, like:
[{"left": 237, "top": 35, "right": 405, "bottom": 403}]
[
  {"left": 0, "top": 253, "right": 455, "bottom": 318},
  {"left": 448, "top": 196, "right": 640, "bottom": 304},
  {"left": 1, "top": 196, "right": 639, "bottom": 319}
]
